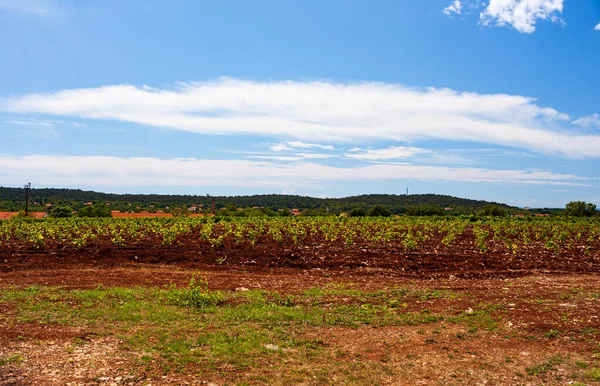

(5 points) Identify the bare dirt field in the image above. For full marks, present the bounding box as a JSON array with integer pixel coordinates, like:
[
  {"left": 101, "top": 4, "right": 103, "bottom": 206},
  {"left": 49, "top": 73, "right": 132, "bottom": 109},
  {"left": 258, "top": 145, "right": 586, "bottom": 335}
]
[{"left": 1, "top": 243, "right": 600, "bottom": 385}]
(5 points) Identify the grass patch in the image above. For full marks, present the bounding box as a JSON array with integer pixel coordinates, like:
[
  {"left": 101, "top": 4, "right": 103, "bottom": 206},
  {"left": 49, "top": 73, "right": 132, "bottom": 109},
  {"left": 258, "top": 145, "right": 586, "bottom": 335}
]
[
  {"left": 525, "top": 355, "right": 564, "bottom": 376},
  {"left": 587, "top": 367, "right": 600, "bottom": 380},
  {"left": 0, "top": 276, "right": 509, "bottom": 382},
  {"left": 0, "top": 354, "right": 23, "bottom": 366}
]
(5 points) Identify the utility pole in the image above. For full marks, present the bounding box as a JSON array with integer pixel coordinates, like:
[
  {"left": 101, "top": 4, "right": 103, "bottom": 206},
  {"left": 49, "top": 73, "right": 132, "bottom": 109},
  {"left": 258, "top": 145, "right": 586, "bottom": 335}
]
[{"left": 24, "top": 183, "right": 31, "bottom": 215}]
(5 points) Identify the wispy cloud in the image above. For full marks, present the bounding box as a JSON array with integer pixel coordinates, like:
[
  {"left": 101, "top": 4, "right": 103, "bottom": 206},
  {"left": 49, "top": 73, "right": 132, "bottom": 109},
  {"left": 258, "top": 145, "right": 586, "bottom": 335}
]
[
  {"left": 595, "top": 23, "right": 600, "bottom": 31},
  {"left": 248, "top": 153, "right": 333, "bottom": 162},
  {"left": 5, "top": 119, "right": 59, "bottom": 140},
  {"left": 573, "top": 114, "right": 600, "bottom": 128},
  {"left": 0, "top": 155, "right": 593, "bottom": 188},
  {"left": 443, "top": 0, "right": 462, "bottom": 16},
  {"left": 0, "top": 0, "right": 58, "bottom": 15},
  {"left": 270, "top": 141, "right": 335, "bottom": 152},
  {"left": 2, "top": 78, "right": 600, "bottom": 158},
  {"left": 346, "top": 146, "right": 429, "bottom": 160}
]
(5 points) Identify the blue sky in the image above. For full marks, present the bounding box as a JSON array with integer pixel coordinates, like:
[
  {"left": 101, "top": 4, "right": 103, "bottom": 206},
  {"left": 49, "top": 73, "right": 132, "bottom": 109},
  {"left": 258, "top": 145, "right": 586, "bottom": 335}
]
[{"left": 1, "top": 0, "right": 600, "bottom": 208}]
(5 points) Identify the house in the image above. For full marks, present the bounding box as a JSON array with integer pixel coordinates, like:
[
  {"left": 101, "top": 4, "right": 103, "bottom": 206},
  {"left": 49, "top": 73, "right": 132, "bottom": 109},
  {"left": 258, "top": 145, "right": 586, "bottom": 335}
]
[
  {"left": 290, "top": 209, "right": 302, "bottom": 216},
  {"left": 0, "top": 212, "right": 47, "bottom": 220},
  {"left": 112, "top": 212, "right": 174, "bottom": 218},
  {"left": 0, "top": 212, "right": 19, "bottom": 220}
]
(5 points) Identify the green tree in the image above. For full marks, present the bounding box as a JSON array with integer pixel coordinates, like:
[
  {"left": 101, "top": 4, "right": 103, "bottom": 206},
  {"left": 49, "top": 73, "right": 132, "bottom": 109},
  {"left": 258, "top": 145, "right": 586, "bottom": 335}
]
[
  {"left": 407, "top": 205, "right": 444, "bottom": 216},
  {"left": 49, "top": 206, "right": 74, "bottom": 218},
  {"left": 478, "top": 205, "right": 507, "bottom": 217},
  {"left": 348, "top": 207, "right": 367, "bottom": 217},
  {"left": 78, "top": 204, "right": 112, "bottom": 218},
  {"left": 564, "top": 201, "right": 597, "bottom": 217},
  {"left": 367, "top": 205, "right": 392, "bottom": 217}
]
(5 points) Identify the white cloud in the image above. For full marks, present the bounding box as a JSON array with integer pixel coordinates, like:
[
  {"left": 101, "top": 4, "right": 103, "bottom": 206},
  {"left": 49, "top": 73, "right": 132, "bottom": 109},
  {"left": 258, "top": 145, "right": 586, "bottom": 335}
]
[
  {"left": 573, "top": 114, "right": 600, "bottom": 128},
  {"left": 271, "top": 141, "right": 334, "bottom": 152},
  {"left": 346, "top": 146, "right": 429, "bottom": 160},
  {"left": 443, "top": 0, "right": 463, "bottom": 16},
  {"left": 480, "top": 0, "right": 565, "bottom": 34},
  {"left": 0, "top": 155, "right": 593, "bottom": 188},
  {"left": 248, "top": 153, "right": 333, "bottom": 161},
  {"left": 595, "top": 23, "right": 600, "bottom": 31},
  {"left": 4, "top": 78, "right": 600, "bottom": 158}
]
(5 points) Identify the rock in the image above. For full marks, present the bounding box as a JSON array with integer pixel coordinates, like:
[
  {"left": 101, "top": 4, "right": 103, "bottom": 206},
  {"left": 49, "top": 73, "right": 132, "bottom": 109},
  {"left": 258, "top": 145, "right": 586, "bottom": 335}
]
[{"left": 263, "top": 344, "right": 279, "bottom": 351}]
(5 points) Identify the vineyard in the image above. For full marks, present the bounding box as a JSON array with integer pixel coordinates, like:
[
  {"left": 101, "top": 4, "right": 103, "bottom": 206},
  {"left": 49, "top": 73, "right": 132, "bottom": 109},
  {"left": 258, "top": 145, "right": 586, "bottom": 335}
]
[
  {"left": 3, "top": 216, "right": 600, "bottom": 385},
  {"left": 2, "top": 216, "right": 600, "bottom": 276}
]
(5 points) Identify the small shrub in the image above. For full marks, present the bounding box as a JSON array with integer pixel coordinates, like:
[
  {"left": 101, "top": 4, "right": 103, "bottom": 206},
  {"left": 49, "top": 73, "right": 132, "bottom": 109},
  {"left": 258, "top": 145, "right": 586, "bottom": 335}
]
[{"left": 167, "top": 273, "right": 222, "bottom": 308}]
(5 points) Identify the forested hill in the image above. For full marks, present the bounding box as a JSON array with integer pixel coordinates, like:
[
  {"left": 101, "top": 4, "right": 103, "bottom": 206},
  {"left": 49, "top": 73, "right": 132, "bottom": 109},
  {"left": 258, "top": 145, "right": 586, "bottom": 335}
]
[{"left": 0, "top": 186, "right": 514, "bottom": 214}]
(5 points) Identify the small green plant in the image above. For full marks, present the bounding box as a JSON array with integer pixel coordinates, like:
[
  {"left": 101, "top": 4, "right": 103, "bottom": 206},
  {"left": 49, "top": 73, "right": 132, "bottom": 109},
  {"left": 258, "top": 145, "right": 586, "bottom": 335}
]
[
  {"left": 0, "top": 354, "right": 23, "bottom": 366},
  {"left": 215, "top": 256, "right": 227, "bottom": 265},
  {"left": 167, "top": 273, "right": 222, "bottom": 309},
  {"left": 587, "top": 367, "right": 600, "bottom": 380},
  {"left": 525, "top": 355, "right": 564, "bottom": 376},
  {"left": 545, "top": 329, "right": 559, "bottom": 339}
]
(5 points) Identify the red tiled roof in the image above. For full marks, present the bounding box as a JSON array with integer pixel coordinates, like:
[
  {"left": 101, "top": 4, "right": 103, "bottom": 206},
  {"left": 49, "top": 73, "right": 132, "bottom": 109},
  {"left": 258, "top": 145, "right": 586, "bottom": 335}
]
[
  {"left": 111, "top": 213, "right": 174, "bottom": 218},
  {"left": 0, "top": 212, "right": 47, "bottom": 220}
]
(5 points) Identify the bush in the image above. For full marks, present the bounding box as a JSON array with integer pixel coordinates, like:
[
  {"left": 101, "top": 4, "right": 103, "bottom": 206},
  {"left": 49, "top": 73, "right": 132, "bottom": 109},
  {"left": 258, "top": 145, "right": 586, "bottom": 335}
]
[
  {"left": 167, "top": 274, "right": 222, "bottom": 308},
  {"left": 367, "top": 205, "right": 392, "bottom": 217},
  {"left": 348, "top": 207, "right": 367, "bottom": 217},
  {"left": 49, "top": 206, "right": 73, "bottom": 218},
  {"left": 564, "top": 201, "right": 597, "bottom": 217},
  {"left": 77, "top": 204, "right": 111, "bottom": 218},
  {"left": 478, "top": 205, "right": 507, "bottom": 217}
]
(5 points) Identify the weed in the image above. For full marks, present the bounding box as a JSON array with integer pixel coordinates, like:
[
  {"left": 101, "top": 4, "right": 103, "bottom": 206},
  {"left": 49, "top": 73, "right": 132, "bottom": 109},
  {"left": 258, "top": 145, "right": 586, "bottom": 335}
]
[
  {"left": 587, "top": 367, "right": 600, "bottom": 380},
  {"left": 166, "top": 273, "right": 222, "bottom": 309},
  {"left": 545, "top": 329, "right": 560, "bottom": 339},
  {"left": 525, "top": 355, "right": 564, "bottom": 376},
  {"left": 0, "top": 354, "right": 23, "bottom": 366}
]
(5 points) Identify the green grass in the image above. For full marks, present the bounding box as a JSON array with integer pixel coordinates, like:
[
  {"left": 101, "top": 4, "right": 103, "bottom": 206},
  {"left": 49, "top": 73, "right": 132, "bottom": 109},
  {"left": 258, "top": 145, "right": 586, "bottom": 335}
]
[
  {"left": 525, "top": 355, "right": 565, "bottom": 376},
  {"left": 0, "top": 277, "right": 490, "bottom": 382},
  {"left": 587, "top": 367, "right": 600, "bottom": 380}
]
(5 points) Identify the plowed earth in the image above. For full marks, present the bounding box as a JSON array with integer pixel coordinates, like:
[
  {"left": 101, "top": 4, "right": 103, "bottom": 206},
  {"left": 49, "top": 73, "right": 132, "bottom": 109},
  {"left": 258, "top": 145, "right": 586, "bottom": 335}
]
[
  {"left": 2, "top": 223, "right": 600, "bottom": 277},
  {"left": 1, "top": 235, "right": 600, "bottom": 385}
]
